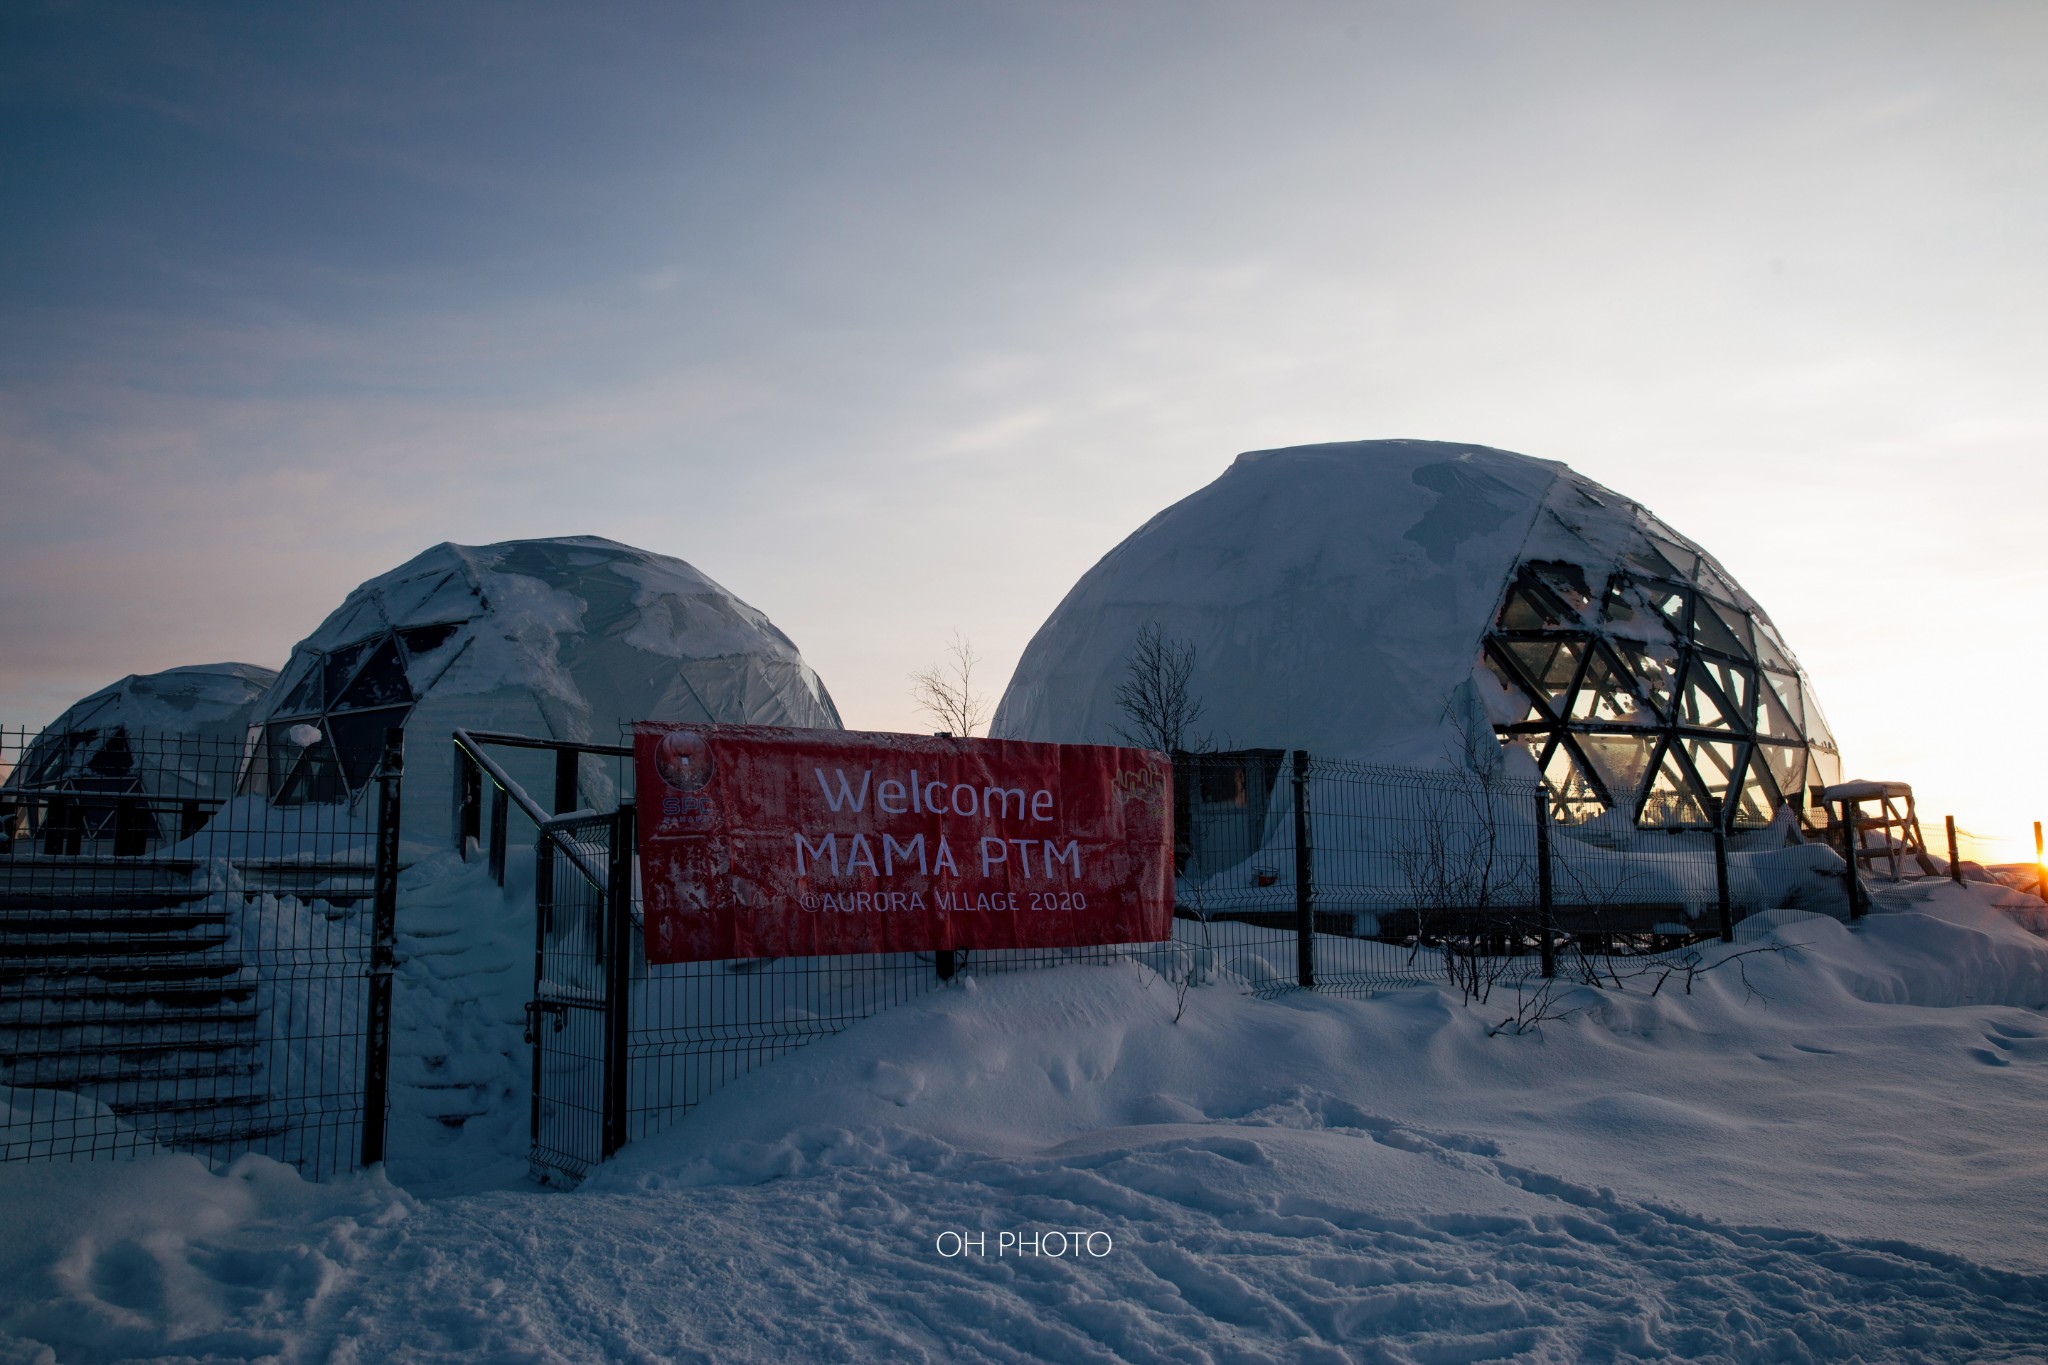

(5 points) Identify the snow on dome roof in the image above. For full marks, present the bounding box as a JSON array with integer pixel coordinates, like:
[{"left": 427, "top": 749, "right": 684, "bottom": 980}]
[
  {"left": 248, "top": 536, "right": 840, "bottom": 825},
  {"left": 993, "top": 439, "right": 1840, "bottom": 832},
  {"left": 38, "top": 662, "right": 278, "bottom": 741}
]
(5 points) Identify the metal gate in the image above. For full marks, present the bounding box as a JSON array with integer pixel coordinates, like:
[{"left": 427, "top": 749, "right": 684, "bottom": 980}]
[{"left": 525, "top": 804, "right": 633, "bottom": 1187}]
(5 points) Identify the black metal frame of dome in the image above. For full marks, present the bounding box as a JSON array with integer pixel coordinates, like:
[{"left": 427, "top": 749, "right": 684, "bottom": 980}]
[
  {"left": 242, "top": 622, "right": 463, "bottom": 805},
  {"left": 1481, "top": 537, "right": 1841, "bottom": 835}
]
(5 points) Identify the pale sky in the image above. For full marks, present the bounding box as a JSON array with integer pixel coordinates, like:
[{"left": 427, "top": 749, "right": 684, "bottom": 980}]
[{"left": 4, "top": 1, "right": 2044, "bottom": 860}]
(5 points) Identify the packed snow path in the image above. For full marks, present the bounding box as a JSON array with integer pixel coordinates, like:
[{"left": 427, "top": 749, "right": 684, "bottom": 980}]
[{"left": 6, "top": 881, "right": 2048, "bottom": 1362}]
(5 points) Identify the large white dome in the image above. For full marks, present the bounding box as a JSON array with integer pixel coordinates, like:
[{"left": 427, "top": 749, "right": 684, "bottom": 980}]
[
  {"left": 993, "top": 440, "right": 1840, "bottom": 831},
  {"left": 248, "top": 536, "right": 840, "bottom": 832}
]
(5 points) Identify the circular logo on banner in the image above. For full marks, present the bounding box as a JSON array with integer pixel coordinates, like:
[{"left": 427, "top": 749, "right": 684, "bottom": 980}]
[{"left": 654, "top": 730, "right": 716, "bottom": 791}]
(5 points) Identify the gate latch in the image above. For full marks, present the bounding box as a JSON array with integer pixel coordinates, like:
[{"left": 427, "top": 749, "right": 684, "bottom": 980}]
[{"left": 523, "top": 999, "right": 570, "bottom": 1044}]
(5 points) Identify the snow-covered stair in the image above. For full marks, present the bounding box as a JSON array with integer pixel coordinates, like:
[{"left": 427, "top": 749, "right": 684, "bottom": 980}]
[{"left": 0, "top": 876, "right": 277, "bottom": 1152}]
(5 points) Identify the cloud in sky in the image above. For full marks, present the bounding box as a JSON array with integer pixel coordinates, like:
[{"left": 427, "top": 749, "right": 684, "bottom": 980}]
[{"left": 3, "top": 0, "right": 2045, "bottom": 853}]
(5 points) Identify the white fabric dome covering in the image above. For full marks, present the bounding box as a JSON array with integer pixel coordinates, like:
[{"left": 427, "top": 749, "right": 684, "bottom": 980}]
[
  {"left": 993, "top": 439, "right": 1840, "bottom": 831},
  {"left": 247, "top": 536, "right": 841, "bottom": 833}
]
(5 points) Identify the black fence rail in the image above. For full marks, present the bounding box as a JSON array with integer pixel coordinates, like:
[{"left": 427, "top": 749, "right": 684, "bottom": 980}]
[
  {"left": 0, "top": 725, "right": 401, "bottom": 1178},
  {"left": 467, "top": 732, "right": 1852, "bottom": 1185}
]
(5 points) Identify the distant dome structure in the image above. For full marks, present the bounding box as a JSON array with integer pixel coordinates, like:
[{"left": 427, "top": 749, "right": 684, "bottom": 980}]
[
  {"left": 245, "top": 536, "right": 841, "bottom": 833},
  {"left": 993, "top": 440, "right": 1840, "bottom": 831},
  {"left": 4, "top": 663, "right": 277, "bottom": 849}
]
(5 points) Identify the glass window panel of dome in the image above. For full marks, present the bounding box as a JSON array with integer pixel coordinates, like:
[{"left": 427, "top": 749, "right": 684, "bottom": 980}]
[
  {"left": 1569, "top": 645, "right": 1648, "bottom": 724},
  {"left": 1615, "top": 643, "right": 1679, "bottom": 719},
  {"left": 1698, "top": 658, "right": 1755, "bottom": 726},
  {"left": 1542, "top": 740, "right": 1606, "bottom": 824},
  {"left": 1528, "top": 561, "right": 1594, "bottom": 621},
  {"left": 1732, "top": 756, "right": 1776, "bottom": 828},
  {"left": 1690, "top": 599, "right": 1749, "bottom": 658},
  {"left": 326, "top": 707, "right": 406, "bottom": 791},
  {"left": 1638, "top": 743, "right": 1707, "bottom": 828},
  {"left": 398, "top": 622, "right": 461, "bottom": 661},
  {"left": 275, "top": 652, "right": 325, "bottom": 715},
  {"left": 1505, "top": 639, "right": 1585, "bottom": 713},
  {"left": 1645, "top": 534, "right": 1699, "bottom": 582},
  {"left": 1626, "top": 541, "right": 1687, "bottom": 579},
  {"left": 1755, "top": 742, "right": 1805, "bottom": 809},
  {"left": 336, "top": 636, "right": 411, "bottom": 711},
  {"left": 1679, "top": 659, "right": 1731, "bottom": 730},
  {"left": 1755, "top": 674, "right": 1804, "bottom": 741},
  {"left": 1497, "top": 578, "right": 1564, "bottom": 630},
  {"left": 1703, "top": 598, "right": 1756, "bottom": 657},
  {"left": 263, "top": 722, "right": 306, "bottom": 795},
  {"left": 1577, "top": 732, "right": 1657, "bottom": 808},
  {"left": 1683, "top": 737, "right": 1741, "bottom": 806},
  {"left": 319, "top": 640, "right": 375, "bottom": 710},
  {"left": 1804, "top": 743, "right": 1843, "bottom": 804},
  {"left": 277, "top": 737, "right": 348, "bottom": 806}
]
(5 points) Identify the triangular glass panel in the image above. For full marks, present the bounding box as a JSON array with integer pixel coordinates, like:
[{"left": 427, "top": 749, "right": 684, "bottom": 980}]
[
  {"left": 275, "top": 653, "right": 324, "bottom": 715},
  {"left": 86, "top": 732, "right": 138, "bottom": 780},
  {"left": 1755, "top": 742, "right": 1805, "bottom": 810},
  {"left": 1505, "top": 639, "right": 1584, "bottom": 712},
  {"left": 1756, "top": 675, "right": 1804, "bottom": 741},
  {"left": 1497, "top": 582, "right": 1561, "bottom": 630},
  {"left": 1753, "top": 629, "right": 1799, "bottom": 680},
  {"left": 1638, "top": 742, "right": 1708, "bottom": 828},
  {"left": 1800, "top": 680, "right": 1837, "bottom": 751},
  {"left": 1528, "top": 561, "right": 1593, "bottom": 620},
  {"left": 1700, "top": 659, "right": 1755, "bottom": 727},
  {"left": 1569, "top": 647, "right": 1649, "bottom": 724},
  {"left": 398, "top": 622, "right": 460, "bottom": 660},
  {"left": 1615, "top": 643, "right": 1679, "bottom": 720},
  {"left": 1646, "top": 535, "right": 1699, "bottom": 581},
  {"left": 1542, "top": 738, "right": 1607, "bottom": 825},
  {"left": 1577, "top": 732, "right": 1656, "bottom": 807},
  {"left": 1732, "top": 755, "right": 1776, "bottom": 828},
  {"left": 1804, "top": 738, "right": 1842, "bottom": 798},
  {"left": 1680, "top": 660, "right": 1730, "bottom": 730},
  {"left": 321, "top": 640, "right": 373, "bottom": 709},
  {"left": 278, "top": 738, "right": 348, "bottom": 806},
  {"left": 337, "top": 636, "right": 411, "bottom": 711},
  {"left": 1706, "top": 598, "right": 1755, "bottom": 656},
  {"left": 1691, "top": 600, "right": 1748, "bottom": 657},
  {"left": 1694, "top": 555, "right": 1744, "bottom": 604},
  {"left": 1626, "top": 542, "right": 1686, "bottom": 579},
  {"left": 394, "top": 569, "right": 484, "bottom": 627},
  {"left": 1682, "top": 738, "right": 1742, "bottom": 814},
  {"left": 327, "top": 706, "right": 408, "bottom": 791}
]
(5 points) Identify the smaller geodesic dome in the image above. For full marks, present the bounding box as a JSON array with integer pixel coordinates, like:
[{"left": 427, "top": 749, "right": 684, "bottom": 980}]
[
  {"left": 244, "top": 536, "right": 842, "bottom": 839},
  {"left": 3, "top": 663, "right": 277, "bottom": 849}
]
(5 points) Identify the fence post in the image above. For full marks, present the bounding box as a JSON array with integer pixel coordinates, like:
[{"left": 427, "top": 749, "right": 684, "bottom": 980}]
[
  {"left": 1946, "top": 815, "right": 1963, "bottom": 885},
  {"left": 2037, "top": 822, "right": 2046, "bottom": 905},
  {"left": 488, "top": 785, "right": 509, "bottom": 886},
  {"left": 935, "top": 949, "right": 956, "bottom": 981},
  {"left": 453, "top": 748, "right": 481, "bottom": 861},
  {"left": 1293, "top": 750, "right": 1314, "bottom": 990},
  {"left": 361, "top": 727, "right": 404, "bottom": 1169},
  {"left": 1840, "top": 797, "right": 1864, "bottom": 920},
  {"left": 554, "top": 748, "right": 579, "bottom": 815},
  {"left": 1711, "top": 798, "right": 1733, "bottom": 943},
  {"left": 1535, "top": 788, "right": 1556, "bottom": 979},
  {"left": 601, "top": 803, "right": 635, "bottom": 1160}
]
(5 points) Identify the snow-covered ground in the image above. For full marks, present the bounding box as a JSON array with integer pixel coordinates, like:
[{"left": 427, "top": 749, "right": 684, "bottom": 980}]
[{"left": 6, "top": 878, "right": 2048, "bottom": 1362}]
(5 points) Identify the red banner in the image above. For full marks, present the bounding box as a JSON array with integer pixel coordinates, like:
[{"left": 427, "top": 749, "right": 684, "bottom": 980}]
[{"left": 634, "top": 724, "right": 1173, "bottom": 964}]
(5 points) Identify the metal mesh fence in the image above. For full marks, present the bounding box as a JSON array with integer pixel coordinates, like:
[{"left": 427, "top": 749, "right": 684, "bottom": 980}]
[
  {"left": 497, "top": 737, "right": 1856, "bottom": 1182},
  {"left": 0, "top": 726, "right": 396, "bottom": 1178}
]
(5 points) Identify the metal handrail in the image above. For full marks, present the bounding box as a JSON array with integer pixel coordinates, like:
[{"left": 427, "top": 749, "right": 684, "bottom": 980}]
[{"left": 451, "top": 728, "right": 610, "bottom": 892}]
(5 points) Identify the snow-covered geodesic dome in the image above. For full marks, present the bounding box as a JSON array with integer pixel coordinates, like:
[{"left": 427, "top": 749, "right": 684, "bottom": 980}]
[
  {"left": 3, "top": 663, "right": 277, "bottom": 847},
  {"left": 993, "top": 440, "right": 1841, "bottom": 832},
  {"left": 245, "top": 536, "right": 842, "bottom": 837}
]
